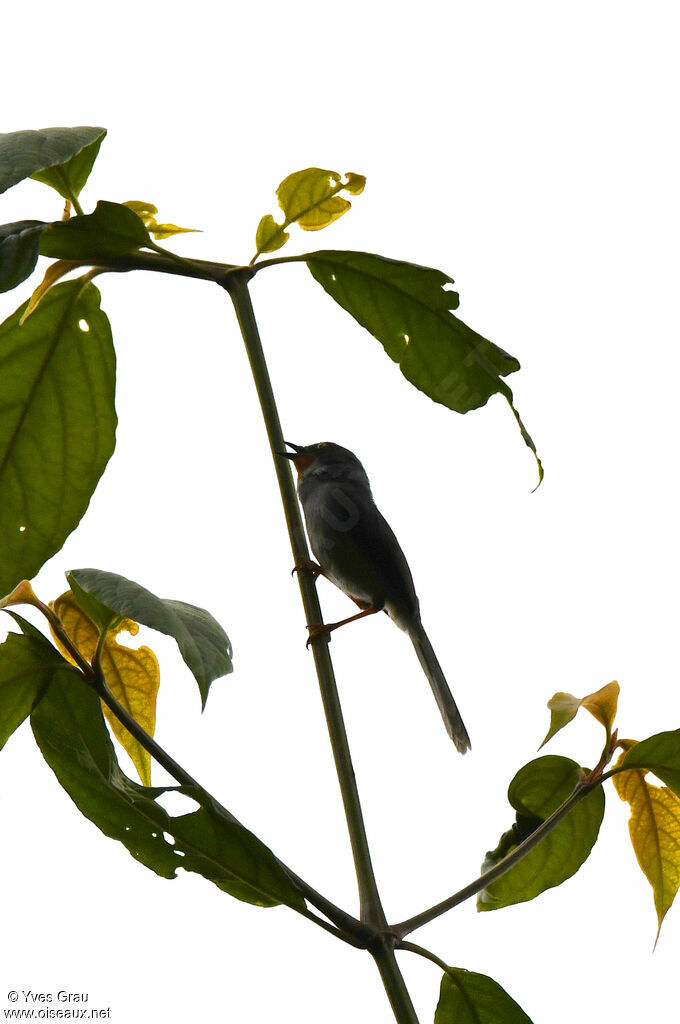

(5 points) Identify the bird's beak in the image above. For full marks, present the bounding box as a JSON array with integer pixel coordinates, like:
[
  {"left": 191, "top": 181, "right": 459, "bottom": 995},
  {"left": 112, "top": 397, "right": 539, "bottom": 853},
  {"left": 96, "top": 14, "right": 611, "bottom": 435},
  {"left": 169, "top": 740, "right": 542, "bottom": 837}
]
[{"left": 278, "top": 440, "right": 303, "bottom": 459}]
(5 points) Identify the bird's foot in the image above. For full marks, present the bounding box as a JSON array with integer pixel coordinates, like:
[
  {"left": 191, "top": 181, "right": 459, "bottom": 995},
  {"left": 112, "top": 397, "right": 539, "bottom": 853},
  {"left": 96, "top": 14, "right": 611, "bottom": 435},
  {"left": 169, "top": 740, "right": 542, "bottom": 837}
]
[
  {"left": 306, "top": 622, "right": 332, "bottom": 648},
  {"left": 292, "top": 557, "right": 327, "bottom": 580},
  {"left": 293, "top": 557, "right": 322, "bottom": 577}
]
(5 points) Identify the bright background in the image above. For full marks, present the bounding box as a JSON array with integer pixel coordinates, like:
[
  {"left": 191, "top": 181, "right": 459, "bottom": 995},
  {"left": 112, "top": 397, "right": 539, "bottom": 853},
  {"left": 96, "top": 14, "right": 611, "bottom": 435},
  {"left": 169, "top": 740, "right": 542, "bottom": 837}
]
[{"left": 1, "top": 3, "right": 678, "bottom": 1022}]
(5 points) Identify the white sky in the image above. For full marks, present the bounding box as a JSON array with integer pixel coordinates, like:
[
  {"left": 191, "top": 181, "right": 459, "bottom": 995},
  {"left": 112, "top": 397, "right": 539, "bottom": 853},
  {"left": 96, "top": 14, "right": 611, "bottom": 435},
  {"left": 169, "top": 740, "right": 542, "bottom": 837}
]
[{"left": 1, "top": 3, "right": 678, "bottom": 1022}]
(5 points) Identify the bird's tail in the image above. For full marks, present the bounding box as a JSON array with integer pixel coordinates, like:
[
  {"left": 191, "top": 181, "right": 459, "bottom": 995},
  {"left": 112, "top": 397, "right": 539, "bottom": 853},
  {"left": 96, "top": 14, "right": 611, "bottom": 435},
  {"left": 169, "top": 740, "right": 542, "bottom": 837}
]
[{"left": 409, "top": 621, "right": 471, "bottom": 754}]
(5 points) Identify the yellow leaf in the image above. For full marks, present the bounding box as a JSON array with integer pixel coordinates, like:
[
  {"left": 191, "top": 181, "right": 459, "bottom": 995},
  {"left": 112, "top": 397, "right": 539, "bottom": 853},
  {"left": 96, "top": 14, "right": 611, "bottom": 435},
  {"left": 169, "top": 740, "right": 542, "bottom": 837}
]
[
  {"left": 277, "top": 168, "right": 353, "bottom": 230},
  {"left": 148, "top": 222, "right": 199, "bottom": 240},
  {"left": 614, "top": 752, "right": 680, "bottom": 941},
  {"left": 255, "top": 214, "right": 290, "bottom": 255},
  {"left": 581, "top": 680, "right": 619, "bottom": 733},
  {"left": 123, "top": 200, "right": 199, "bottom": 240},
  {"left": 252, "top": 167, "right": 365, "bottom": 261},
  {"left": 20, "top": 260, "right": 81, "bottom": 323},
  {"left": 51, "top": 591, "right": 159, "bottom": 787},
  {"left": 123, "top": 200, "right": 158, "bottom": 226},
  {"left": 344, "top": 172, "right": 367, "bottom": 196}
]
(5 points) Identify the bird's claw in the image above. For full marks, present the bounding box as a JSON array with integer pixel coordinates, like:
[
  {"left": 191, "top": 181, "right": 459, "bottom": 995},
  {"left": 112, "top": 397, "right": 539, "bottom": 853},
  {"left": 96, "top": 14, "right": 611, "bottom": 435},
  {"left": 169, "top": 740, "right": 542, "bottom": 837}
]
[
  {"left": 292, "top": 558, "right": 325, "bottom": 579},
  {"left": 306, "top": 623, "right": 332, "bottom": 648}
]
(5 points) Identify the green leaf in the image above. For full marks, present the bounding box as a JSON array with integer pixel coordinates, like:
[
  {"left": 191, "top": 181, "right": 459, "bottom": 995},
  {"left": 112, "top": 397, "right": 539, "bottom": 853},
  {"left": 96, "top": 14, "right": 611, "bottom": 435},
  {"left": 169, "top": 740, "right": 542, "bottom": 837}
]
[
  {"left": 622, "top": 730, "right": 680, "bottom": 798},
  {"left": 67, "top": 569, "right": 233, "bottom": 708},
  {"left": 31, "top": 133, "right": 106, "bottom": 201},
  {"left": 66, "top": 574, "right": 123, "bottom": 635},
  {"left": 0, "top": 281, "right": 117, "bottom": 597},
  {"left": 478, "top": 756, "right": 604, "bottom": 911},
  {"left": 31, "top": 671, "right": 304, "bottom": 909},
  {"left": 0, "top": 221, "right": 46, "bottom": 293},
  {"left": 435, "top": 969, "right": 534, "bottom": 1024},
  {"left": 0, "top": 623, "right": 76, "bottom": 750},
  {"left": 305, "top": 249, "right": 543, "bottom": 484},
  {"left": 40, "top": 201, "right": 151, "bottom": 261},
  {"left": 0, "top": 127, "right": 106, "bottom": 197}
]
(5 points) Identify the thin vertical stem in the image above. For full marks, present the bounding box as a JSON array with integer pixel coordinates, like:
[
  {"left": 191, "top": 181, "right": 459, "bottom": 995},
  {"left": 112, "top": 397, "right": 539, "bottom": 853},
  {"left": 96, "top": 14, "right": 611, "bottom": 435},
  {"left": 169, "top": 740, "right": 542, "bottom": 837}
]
[
  {"left": 372, "top": 941, "right": 422, "bottom": 1024},
  {"left": 224, "top": 269, "right": 386, "bottom": 928}
]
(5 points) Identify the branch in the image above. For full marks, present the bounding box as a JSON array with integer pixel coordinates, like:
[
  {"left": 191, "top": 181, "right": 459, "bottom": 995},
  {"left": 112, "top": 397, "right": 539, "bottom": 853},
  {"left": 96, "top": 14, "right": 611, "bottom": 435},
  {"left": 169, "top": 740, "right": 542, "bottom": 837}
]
[
  {"left": 69, "top": 249, "right": 237, "bottom": 283},
  {"left": 223, "top": 269, "right": 387, "bottom": 929}
]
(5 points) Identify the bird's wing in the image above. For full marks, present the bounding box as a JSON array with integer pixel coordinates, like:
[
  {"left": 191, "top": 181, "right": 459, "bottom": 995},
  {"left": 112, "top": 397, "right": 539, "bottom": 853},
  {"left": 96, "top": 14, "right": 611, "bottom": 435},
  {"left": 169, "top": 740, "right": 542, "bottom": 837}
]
[{"left": 310, "top": 483, "right": 420, "bottom": 625}]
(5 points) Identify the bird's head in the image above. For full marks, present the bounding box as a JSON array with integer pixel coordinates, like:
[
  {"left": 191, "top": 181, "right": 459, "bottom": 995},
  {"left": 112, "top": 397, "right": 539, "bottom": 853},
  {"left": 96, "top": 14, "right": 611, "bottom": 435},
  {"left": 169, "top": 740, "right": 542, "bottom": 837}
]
[{"left": 279, "top": 441, "right": 367, "bottom": 482}]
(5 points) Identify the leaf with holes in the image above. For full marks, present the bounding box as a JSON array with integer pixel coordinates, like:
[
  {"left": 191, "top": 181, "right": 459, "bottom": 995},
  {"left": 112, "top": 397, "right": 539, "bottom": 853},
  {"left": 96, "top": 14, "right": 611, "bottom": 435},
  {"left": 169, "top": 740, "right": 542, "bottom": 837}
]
[
  {"left": 0, "top": 126, "right": 106, "bottom": 198},
  {"left": 478, "top": 756, "right": 604, "bottom": 911},
  {"left": 51, "top": 591, "right": 159, "bottom": 787},
  {"left": 0, "top": 280, "right": 116, "bottom": 597},
  {"left": 303, "top": 250, "right": 542, "bottom": 482},
  {"left": 253, "top": 168, "right": 365, "bottom": 259},
  {"left": 67, "top": 569, "right": 232, "bottom": 708},
  {"left": 31, "top": 670, "right": 305, "bottom": 908}
]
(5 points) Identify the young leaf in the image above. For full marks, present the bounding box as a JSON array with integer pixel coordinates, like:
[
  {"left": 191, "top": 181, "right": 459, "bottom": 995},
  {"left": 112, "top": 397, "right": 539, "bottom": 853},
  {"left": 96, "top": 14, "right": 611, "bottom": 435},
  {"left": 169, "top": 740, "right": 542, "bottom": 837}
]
[
  {"left": 435, "top": 969, "right": 534, "bottom": 1024},
  {"left": 52, "top": 591, "right": 159, "bottom": 787},
  {"left": 123, "top": 200, "right": 199, "bottom": 240},
  {"left": 0, "top": 627, "right": 76, "bottom": 750},
  {"left": 0, "top": 281, "right": 117, "bottom": 598},
  {"left": 67, "top": 569, "right": 232, "bottom": 708},
  {"left": 581, "top": 680, "right": 619, "bottom": 733},
  {"left": 253, "top": 168, "right": 365, "bottom": 259},
  {"left": 0, "top": 126, "right": 106, "bottom": 197},
  {"left": 277, "top": 168, "right": 364, "bottom": 229},
  {"left": 31, "top": 671, "right": 305, "bottom": 909},
  {"left": 540, "top": 681, "right": 619, "bottom": 748},
  {"left": 478, "top": 756, "right": 605, "bottom": 911},
  {"left": 255, "top": 214, "right": 289, "bottom": 255},
  {"left": 20, "top": 259, "right": 81, "bottom": 322},
  {"left": 40, "top": 200, "right": 151, "bottom": 261},
  {"left": 620, "top": 730, "right": 680, "bottom": 798},
  {"left": 0, "top": 221, "right": 47, "bottom": 293},
  {"left": 540, "top": 692, "right": 582, "bottom": 747},
  {"left": 613, "top": 758, "right": 680, "bottom": 941}
]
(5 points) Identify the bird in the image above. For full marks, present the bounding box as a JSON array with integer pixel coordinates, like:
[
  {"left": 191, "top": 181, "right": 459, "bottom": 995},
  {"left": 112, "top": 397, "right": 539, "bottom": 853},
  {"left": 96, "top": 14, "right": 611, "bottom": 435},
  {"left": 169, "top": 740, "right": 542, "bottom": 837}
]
[{"left": 280, "top": 441, "right": 471, "bottom": 753}]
